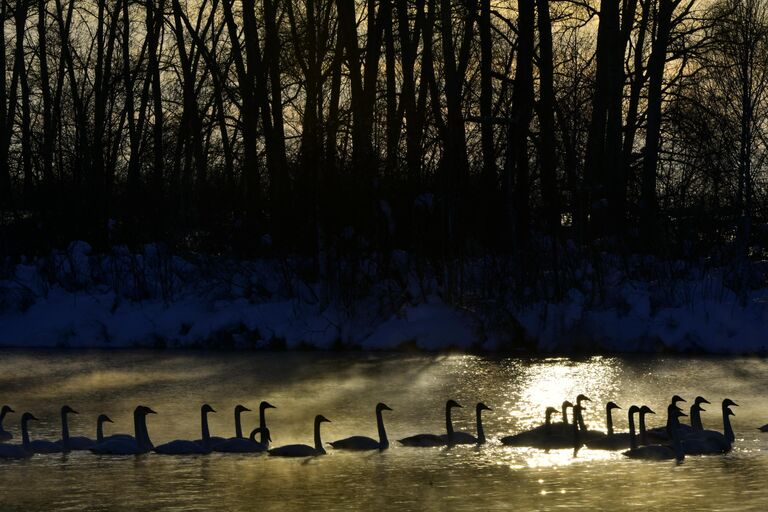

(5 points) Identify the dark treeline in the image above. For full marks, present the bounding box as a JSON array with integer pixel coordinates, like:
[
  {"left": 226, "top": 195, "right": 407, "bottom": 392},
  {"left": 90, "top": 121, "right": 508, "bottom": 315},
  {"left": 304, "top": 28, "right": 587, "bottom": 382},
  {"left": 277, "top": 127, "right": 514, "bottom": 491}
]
[{"left": 1, "top": 0, "right": 767, "bottom": 269}]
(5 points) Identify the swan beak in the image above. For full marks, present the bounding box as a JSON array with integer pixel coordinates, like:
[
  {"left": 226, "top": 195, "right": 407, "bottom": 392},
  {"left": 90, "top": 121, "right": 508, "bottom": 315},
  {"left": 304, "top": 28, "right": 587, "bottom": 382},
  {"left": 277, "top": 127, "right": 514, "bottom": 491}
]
[
  {"left": 701, "top": 398, "right": 711, "bottom": 404},
  {"left": 71, "top": 409, "right": 80, "bottom": 415},
  {"left": 382, "top": 404, "right": 393, "bottom": 411},
  {"left": 29, "top": 414, "right": 39, "bottom": 421},
  {"left": 263, "top": 402, "right": 277, "bottom": 409},
  {"left": 146, "top": 408, "right": 157, "bottom": 415},
  {"left": 211, "top": 408, "right": 217, "bottom": 413},
  {"left": 243, "top": 407, "right": 252, "bottom": 412},
  {"left": 105, "top": 417, "right": 114, "bottom": 423},
  {"left": 8, "top": 407, "right": 15, "bottom": 413}
]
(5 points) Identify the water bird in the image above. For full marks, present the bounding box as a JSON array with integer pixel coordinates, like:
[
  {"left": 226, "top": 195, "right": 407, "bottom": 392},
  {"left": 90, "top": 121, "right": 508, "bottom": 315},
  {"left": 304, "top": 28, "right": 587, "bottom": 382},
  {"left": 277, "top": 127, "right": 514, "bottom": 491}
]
[
  {"left": 330, "top": 402, "right": 393, "bottom": 451},
  {"left": 441, "top": 402, "right": 491, "bottom": 445},
  {"left": 214, "top": 427, "right": 271, "bottom": 453},
  {"left": 759, "top": 424, "right": 768, "bottom": 432},
  {"left": 690, "top": 396, "right": 710, "bottom": 431},
  {"left": 95, "top": 415, "right": 114, "bottom": 444},
  {"left": 28, "top": 406, "right": 77, "bottom": 453},
  {"left": 0, "top": 413, "right": 38, "bottom": 459},
  {"left": 269, "top": 415, "right": 331, "bottom": 457},
  {"left": 155, "top": 404, "right": 217, "bottom": 455},
  {"left": 623, "top": 405, "right": 686, "bottom": 461},
  {"left": 256, "top": 401, "right": 276, "bottom": 446},
  {"left": 587, "top": 404, "right": 638, "bottom": 450},
  {"left": 205, "top": 404, "right": 251, "bottom": 447},
  {"left": 681, "top": 399, "right": 738, "bottom": 454},
  {"left": 90, "top": 406, "right": 156, "bottom": 455},
  {"left": 398, "top": 400, "right": 461, "bottom": 447},
  {"left": 55, "top": 406, "right": 101, "bottom": 450},
  {"left": 0, "top": 405, "right": 14, "bottom": 442},
  {"left": 646, "top": 395, "right": 687, "bottom": 441}
]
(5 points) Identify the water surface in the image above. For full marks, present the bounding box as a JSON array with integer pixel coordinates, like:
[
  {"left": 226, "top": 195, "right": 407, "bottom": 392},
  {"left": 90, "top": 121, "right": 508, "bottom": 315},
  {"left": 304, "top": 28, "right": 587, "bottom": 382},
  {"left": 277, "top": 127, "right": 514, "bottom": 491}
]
[{"left": 0, "top": 350, "right": 766, "bottom": 511}]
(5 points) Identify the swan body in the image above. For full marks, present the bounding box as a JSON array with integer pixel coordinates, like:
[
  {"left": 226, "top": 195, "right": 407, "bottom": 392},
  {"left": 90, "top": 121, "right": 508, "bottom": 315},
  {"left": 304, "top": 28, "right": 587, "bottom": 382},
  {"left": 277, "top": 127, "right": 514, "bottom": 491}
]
[
  {"left": 760, "top": 424, "right": 768, "bottom": 432},
  {"left": 0, "top": 413, "right": 38, "bottom": 459},
  {"left": 55, "top": 405, "right": 97, "bottom": 450},
  {"left": 440, "top": 402, "right": 490, "bottom": 445},
  {"left": 623, "top": 405, "right": 686, "bottom": 461},
  {"left": 214, "top": 428, "right": 270, "bottom": 453},
  {"left": 399, "top": 400, "right": 460, "bottom": 447},
  {"left": 155, "top": 404, "right": 216, "bottom": 455},
  {"left": 90, "top": 406, "right": 156, "bottom": 455},
  {"left": 269, "top": 415, "right": 330, "bottom": 457},
  {"left": 203, "top": 404, "right": 252, "bottom": 448},
  {"left": 0, "top": 405, "right": 14, "bottom": 442},
  {"left": 585, "top": 402, "right": 636, "bottom": 450},
  {"left": 500, "top": 406, "right": 560, "bottom": 446},
  {"left": 330, "top": 403, "right": 392, "bottom": 451}
]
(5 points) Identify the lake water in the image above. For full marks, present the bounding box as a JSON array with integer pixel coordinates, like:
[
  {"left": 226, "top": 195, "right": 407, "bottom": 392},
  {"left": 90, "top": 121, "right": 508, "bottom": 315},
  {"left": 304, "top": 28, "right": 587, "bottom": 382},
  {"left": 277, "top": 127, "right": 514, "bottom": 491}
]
[{"left": 0, "top": 350, "right": 766, "bottom": 511}]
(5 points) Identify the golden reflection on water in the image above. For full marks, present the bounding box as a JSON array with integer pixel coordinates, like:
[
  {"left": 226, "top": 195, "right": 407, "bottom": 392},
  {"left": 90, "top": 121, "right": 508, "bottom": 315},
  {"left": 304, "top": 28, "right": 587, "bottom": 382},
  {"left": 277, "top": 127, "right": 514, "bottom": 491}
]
[{"left": 0, "top": 351, "right": 767, "bottom": 511}]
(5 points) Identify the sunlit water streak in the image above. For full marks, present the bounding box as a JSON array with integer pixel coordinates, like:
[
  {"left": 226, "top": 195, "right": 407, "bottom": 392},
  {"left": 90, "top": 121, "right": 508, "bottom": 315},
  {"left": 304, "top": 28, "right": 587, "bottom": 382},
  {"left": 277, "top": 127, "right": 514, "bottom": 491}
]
[{"left": 0, "top": 350, "right": 767, "bottom": 511}]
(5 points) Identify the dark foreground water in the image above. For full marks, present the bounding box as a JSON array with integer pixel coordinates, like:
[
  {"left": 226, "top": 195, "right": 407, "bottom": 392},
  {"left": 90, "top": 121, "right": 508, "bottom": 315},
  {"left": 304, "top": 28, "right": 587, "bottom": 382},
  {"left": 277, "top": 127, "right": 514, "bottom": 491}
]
[{"left": 0, "top": 350, "right": 766, "bottom": 511}]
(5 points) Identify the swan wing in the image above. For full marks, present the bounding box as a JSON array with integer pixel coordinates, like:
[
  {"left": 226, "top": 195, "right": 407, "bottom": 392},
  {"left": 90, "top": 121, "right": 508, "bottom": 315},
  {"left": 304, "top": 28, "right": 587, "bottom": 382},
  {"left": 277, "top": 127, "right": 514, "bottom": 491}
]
[
  {"left": 268, "top": 444, "right": 317, "bottom": 457},
  {"left": 440, "top": 432, "right": 477, "bottom": 445},
  {"left": 397, "top": 434, "right": 445, "bottom": 447},
  {"left": 213, "top": 438, "right": 268, "bottom": 453},
  {"left": 29, "top": 440, "right": 64, "bottom": 454},
  {"left": 154, "top": 440, "right": 208, "bottom": 455},
  {"left": 329, "top": 436, "right": 380, "bottom": 450},
  {"left": 90, "top": 439, "right": 143, "bottom": 455},
  {"left": 0, "top": 444, "right": 30, "bottom": 458}
]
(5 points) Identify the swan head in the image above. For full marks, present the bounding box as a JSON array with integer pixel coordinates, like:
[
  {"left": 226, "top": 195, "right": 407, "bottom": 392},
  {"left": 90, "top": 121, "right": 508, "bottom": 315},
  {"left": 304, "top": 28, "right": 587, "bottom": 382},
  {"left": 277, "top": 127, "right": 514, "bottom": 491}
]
[
  {"left": 671, "top": 395, "right": 686, "bottom": 405},
  {"left": 562, "top": 400, "right": 574, "bottom": 409},
  {"left": 726, "top": 408, "right": 736, "bottom": 417},
  {"left": 722, "top": 398, "right": 739, "bottom": 409},
  {"left": 62, "top": 405, "right": 78, "bottom": 415},
  {"left": 668, "top": 403, "right": 687, "bottom": 418},
  {"left": 260, "top": 401, "right": 276, "bottom": 411},
  {"left": 477, "top": 402, "right": 492, "bottom": 413},
  {"left": 376, "top": 403, "right": 392, "bottom": 412},
  {"left": 639, "top": 405, "right": 655, "bottom": 416},
  {"left": 545, "top": 406, "right": 558, "bottom": 415},
  {"left": 606, "top": 401, "right": 621, "bottom": 411},
  {"left": 694, "top": 396, "right": 710, "bottom": 406},
  {"left": 235, "top": 404, "right": 251, "bottom": 413},
  {"left": 97, "top": 414, "right": 113, "bottom": 424},
  {"left": 627, "top": 405, "right": 641, "bottom": 417},
  {"left": 138, "top": 406, "right": 157, "bottom": 415},
  {"left": 576, "top": 394, "right": 591, "bottom": 405},
  {"left": 315, "top": 415, "right": 331, "bottom": 424},
  {"left": 446, "top": 400, "right": 462, "bottom": 409},
  {"left": 21, "top": 412, "right": 38, "bottom": 423},
  {"left": 201, "top": 404, "right": 216, "bottom": 414}
]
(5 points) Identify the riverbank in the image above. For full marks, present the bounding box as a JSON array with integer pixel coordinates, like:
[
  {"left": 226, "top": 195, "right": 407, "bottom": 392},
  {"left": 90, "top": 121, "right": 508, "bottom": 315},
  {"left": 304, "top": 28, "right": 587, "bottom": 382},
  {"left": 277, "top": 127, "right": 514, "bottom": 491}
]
[{"left": 1, "top": 241, "right": 766, "bottom": 354}]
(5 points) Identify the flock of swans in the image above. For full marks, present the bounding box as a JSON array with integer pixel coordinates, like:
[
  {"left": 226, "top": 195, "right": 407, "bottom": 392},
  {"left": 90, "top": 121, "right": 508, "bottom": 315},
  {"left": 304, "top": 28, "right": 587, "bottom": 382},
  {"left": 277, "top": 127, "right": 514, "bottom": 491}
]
[{"left": 0, "top": 396, "right": 764, "bottom": 461}]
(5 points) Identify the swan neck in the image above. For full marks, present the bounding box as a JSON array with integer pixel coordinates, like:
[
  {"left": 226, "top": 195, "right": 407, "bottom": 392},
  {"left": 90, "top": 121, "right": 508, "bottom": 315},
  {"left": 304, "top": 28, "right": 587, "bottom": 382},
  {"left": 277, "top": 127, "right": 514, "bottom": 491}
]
[
  {"left": 562, "top": 404, "right": 569, "bottom": 425},
  {"left": 690, "top": 405, "right": 703, "bottom": 430},
  {"left": 476, "top": 408, "right": 485, "bottom": 444},
  {"left": 61, "top": 409, "right": 70, "bottom": 447},
  {"left": 21, "top": 418, "right": 31, "bottom": 448},
  {"left": 235, "top": 409, "right": 243, "bottom": 439},
  {"left": 201, "top": 409, "right": 211, "bottom": 448},
  {"left": 259, "top": 408, "right": 268, "bottom": 445},
  {"left": 629, "top": 412, "right": 637, "bottom": 450},
  {"left": 376, "top": 409, "right": 388, "bottom": 448},
  {"left": 314, "top": 419, "right": 325, "bottom": 454},
  {"left": 575, "top": 407, "right": 587, "bottom": 432},
  {"left": 97, "top": 419, "right": 104, "bottom": 443},
  {"left": 639, "top": 414, "right": 648, "bottom": 445},
  {"left": 445, "top": 405, "right": 454, "bottom": 442},
  {"left": 0, "top": 408, "right": 6, "bottom": 426},
  {"left": 545, "top": 410, "right": 553, "bottom": 426},
  {"left": 723, "top": 408, "right": 734, "bottom": 444},
  {"left": 606, "top": 407, "right": 614, "bottom": 436}
]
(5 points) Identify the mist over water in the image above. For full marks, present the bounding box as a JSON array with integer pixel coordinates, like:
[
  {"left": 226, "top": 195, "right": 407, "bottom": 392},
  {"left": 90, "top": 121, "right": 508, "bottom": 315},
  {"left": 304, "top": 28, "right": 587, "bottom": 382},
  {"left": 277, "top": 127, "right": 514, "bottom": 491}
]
[{"left": 1, "top": 350, "right": 767, "bottom": 511}]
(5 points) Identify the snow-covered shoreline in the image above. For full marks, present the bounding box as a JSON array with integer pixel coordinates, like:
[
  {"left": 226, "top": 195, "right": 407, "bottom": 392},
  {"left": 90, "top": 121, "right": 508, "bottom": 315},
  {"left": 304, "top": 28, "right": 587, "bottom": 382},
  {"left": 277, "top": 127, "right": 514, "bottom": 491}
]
[{"left": 1, "top": 242, "right": 766, "bottom": 354}]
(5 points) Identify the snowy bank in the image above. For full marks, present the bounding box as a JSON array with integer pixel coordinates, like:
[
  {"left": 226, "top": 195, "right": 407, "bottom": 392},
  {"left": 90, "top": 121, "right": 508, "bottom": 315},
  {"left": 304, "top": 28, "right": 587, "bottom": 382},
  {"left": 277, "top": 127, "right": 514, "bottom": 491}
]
[{"left": 1, "top": 242, "right": 767, "bottom": 354}]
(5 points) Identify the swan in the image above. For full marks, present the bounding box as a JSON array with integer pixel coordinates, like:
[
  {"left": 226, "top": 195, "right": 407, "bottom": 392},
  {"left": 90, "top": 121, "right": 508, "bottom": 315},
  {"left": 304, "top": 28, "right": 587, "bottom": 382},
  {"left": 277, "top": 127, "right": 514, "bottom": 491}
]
[
  {"left": 638, "top": 406, "right": 655, "bottom": 446},
  {"left": 500, "top": 406, "right": 560, "bottom": 446},
  {"left": 95, "top": 415, "right": 114, "bottom": 444},
  {"left": 623, "top": 404, "right": 686, "bottom": 461},
  {"left": 330, "top": 402, "right": 393, "bottom": 450},
  {"left": 398, "top": 399, "right": 461, "bottom": 447},
  {"left": 256, "top": 401, "right": 276, "bottom": 446},
  {"left": 155, "top": 404, "right": 217, "bottom": 455},
  {"left": 214, "top": 427, "right": 271, "bottom": 453},
  {"left": 0, "top": 413, "right": 38, "bottom": 459},
  {"left": 54, "top": 405, "right": 99, "bottom": 450},
  {"left": 759, "top": 424, "right": 768, "bottom": 432},
  {"left": 269, "top": 415, "right": 331, "bottom": 457},
  {"left": 587, "top": 405, "right": 639, "bottom": 450},
  {"left": 202, "top": 404, "right": 251, "bottom": 447},
  {"left": 28, "top": 406, "right": 77, "bottom": 454},
  {"left": 681, "top": 399, "right": 738, "bottom": 454},
  {"left": 441, "top": 403, "right": 491, "bottom": 445},
  {"left": 689, "top": 396, "right": 710, "bottom": 431},
  {"left": 573, "top": 399, "right": 615, "bottom": 443},
  {"left": 646, "top": 395, "right": 687, "bottom": 440},
  {"left": 0, "top": 405, "right": 14, "bottom": 442},
  {"left": 90, "top": 406, "right": 156, "bottom": 455},
  {"left": 548, "top": 400, "right": 575, "bottom": 436},
  {"left": 62, "top": 413, "right": 117, "bottom": 450}
]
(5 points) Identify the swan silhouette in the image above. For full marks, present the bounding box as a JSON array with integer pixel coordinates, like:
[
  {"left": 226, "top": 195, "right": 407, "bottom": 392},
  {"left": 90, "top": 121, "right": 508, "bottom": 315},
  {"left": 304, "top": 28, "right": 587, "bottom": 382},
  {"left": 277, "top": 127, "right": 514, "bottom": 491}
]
[
  {"left": 623, "top": 404, "right": 686, "bottom": 461},
  {"left": 681, "top": 399, "right": 738, "bottom": 454},
  {"left": 0, "top": 413, "right": 38, "bottom": 459},
  {"left": 54, "top": 406, "right": 101, "bottom": 450},
  {"left": 330, "top": 403, "right": 392, "bottom": 450},
  {"left": 28, "top": 406, "right": 77, "bottom": 454},
  {"left": 690, "top": 396, "right": 710, "bottom": 431},
  {"left": 500, "top": 406, "right": 560, "bottom": 446},
  {"left": 203, "top": 404, "right": 251, "bottom": 447},
  {"left": 214, "top": 427, "right": 271, "bottom": 453},
  {"left": 759, "top": 424, "right": 768, "bottom": 432},
  {"left": 269, "top": 415, "right": 331, "bottom": 457},
  {"left": 90, "top": 406, "right": 156, "bottom": 455},
  {"left": 443, "top": 403, "right": 491, "bottom": 445},
  {"left": 398, "top": 399, "right": 461, "bottom": 447},
  {"left": 0, "top": 405, "right": 14, "bottom": 442},
  {"left": 257, "top": 401, "right": 277, "bottom": 446},
  {"left": 155, "top": 404, "right": 217, "bottom": 455},
  {"left": 646, "top": 395, "right": 687, "bottom": 441}
]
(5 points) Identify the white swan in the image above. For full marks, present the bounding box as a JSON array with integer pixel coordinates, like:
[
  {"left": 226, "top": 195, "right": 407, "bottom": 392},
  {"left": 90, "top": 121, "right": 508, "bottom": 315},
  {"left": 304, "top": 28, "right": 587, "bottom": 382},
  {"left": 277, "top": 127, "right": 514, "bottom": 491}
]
[
  {"left": 0, "top": 412, "right": 38, "bottom": 459},
  {"left": 398, "top": 399, "right": 461, "bottom": 447},
  {"left": 442, "top": 403, "right": 491, "bottom": 445},
  {"left": 587, "top": 404, "right": 637, "bottom": 450},
  {"left": 681, "top": 399, "right": 738, "bottom": 454},
  {"left": 155, "top": 404, "right": 217, "bottom": 455},
  {"left": 330, "top": 402, "right": 393, "bottom": 450},
  {"left": 0, "top": 405, "right": 14, "bottom": 442},
  {"left": 623, "top": 404, "right": 686, "bottom": 461},
  {"left": 214, "top": 427, "right": 271, "bottom": 453},
  {"left": 269, "top": 415, "right": 331, "bottom": 457},
  {"left": 90, "top": 406, "right": 156, "bottom": 455}
]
